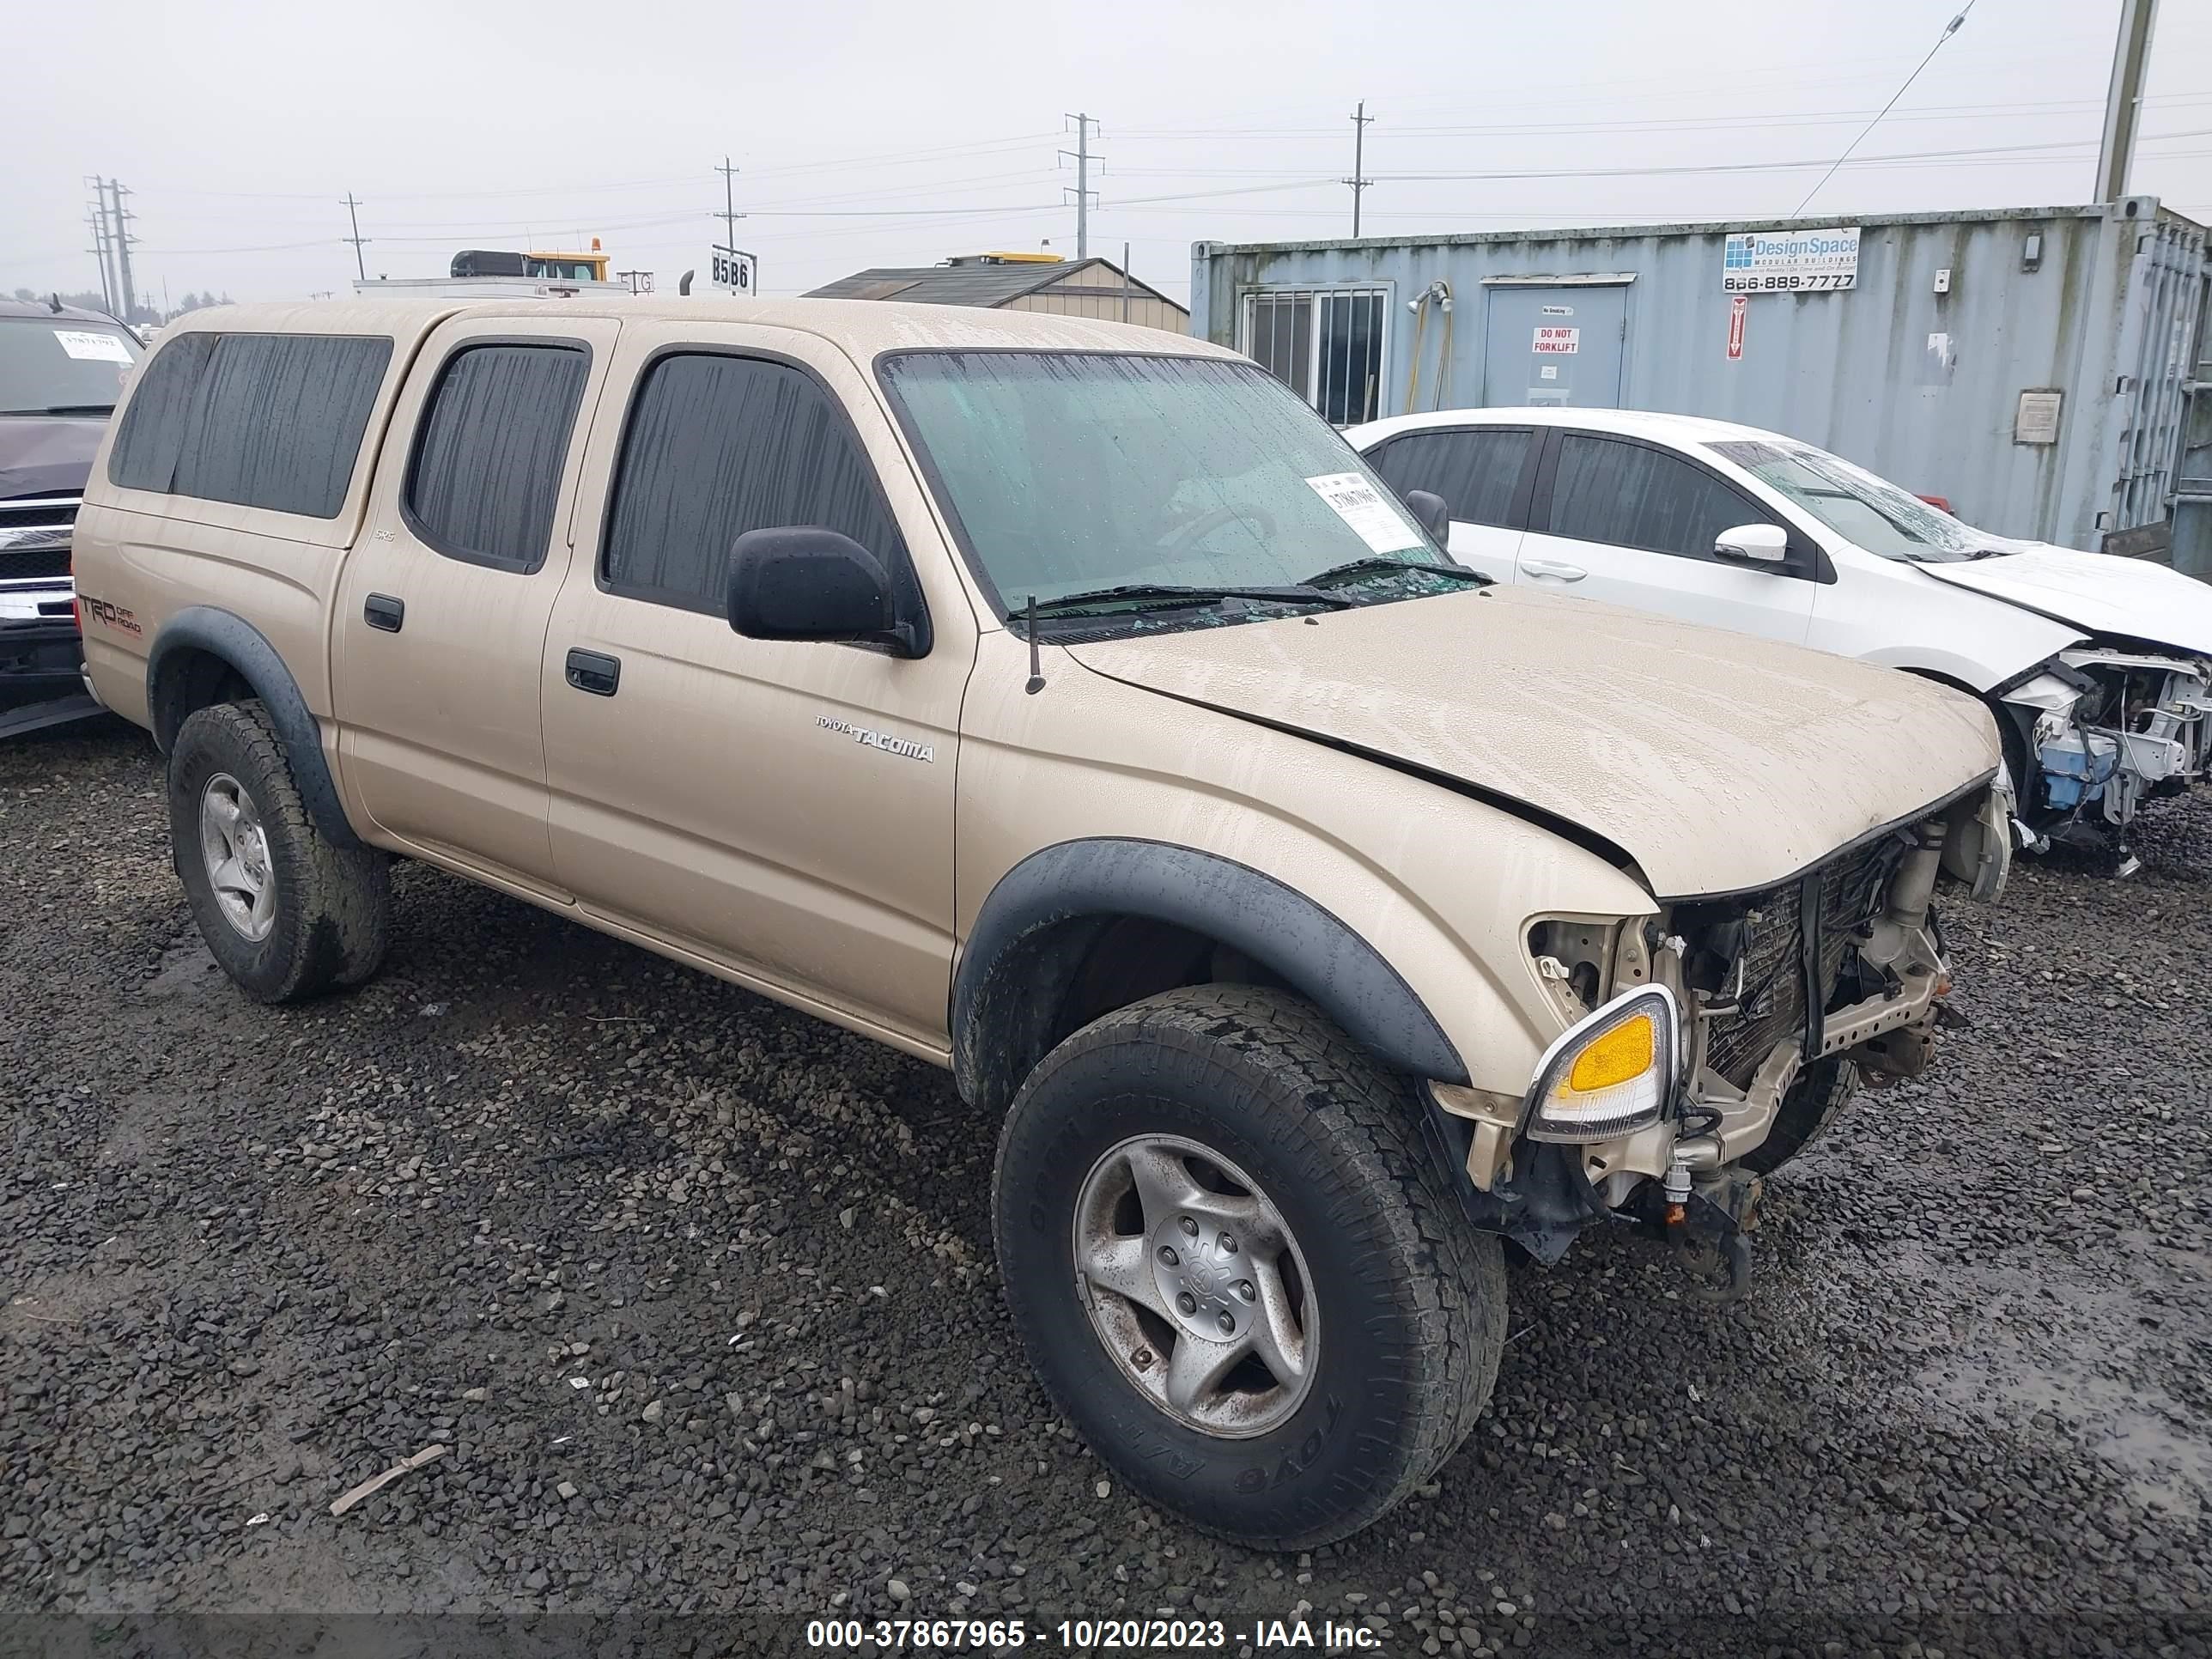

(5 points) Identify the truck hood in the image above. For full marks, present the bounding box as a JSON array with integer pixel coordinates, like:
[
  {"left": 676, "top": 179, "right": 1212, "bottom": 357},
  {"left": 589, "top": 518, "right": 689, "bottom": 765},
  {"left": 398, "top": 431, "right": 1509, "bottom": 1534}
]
[
  {"left": 0, "top": 413, "right": 105, "bottom": 501},
  {"left": 1065, "top": 586, "right": 1997, "bottom": 899},
  {"left": 1916, "top": 544, "right": 2212, "bottom": 659}
]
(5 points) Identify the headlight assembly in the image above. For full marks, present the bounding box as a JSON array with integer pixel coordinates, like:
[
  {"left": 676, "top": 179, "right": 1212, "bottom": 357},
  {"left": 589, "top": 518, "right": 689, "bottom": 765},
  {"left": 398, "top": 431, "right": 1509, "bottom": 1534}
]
[{"left": 1522, "top": 983, "right": 1680, "bottom": 1143}]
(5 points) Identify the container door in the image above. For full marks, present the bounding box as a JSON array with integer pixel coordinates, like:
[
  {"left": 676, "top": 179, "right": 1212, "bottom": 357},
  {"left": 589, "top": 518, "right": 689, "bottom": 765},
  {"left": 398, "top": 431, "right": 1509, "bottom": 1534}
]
[
  {"left": 2171, "top": 254, "right": 2212, "bottom": 579},
  {"left": 2105, "top": 215, "right": 2209, "bottom": 561},
  {"left": 1482, "top": 286, "right": 1627, "bottom": 409}
]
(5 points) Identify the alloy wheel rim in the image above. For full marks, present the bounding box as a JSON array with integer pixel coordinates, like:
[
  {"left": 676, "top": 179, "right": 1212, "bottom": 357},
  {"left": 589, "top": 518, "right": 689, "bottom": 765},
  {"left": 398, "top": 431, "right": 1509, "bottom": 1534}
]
[
  {"left": 198, "top": 773, "right": 276, "bottom": 942},
  {"left": 1071, "top": 1133, "right": 1316, "bottom": 1438}
]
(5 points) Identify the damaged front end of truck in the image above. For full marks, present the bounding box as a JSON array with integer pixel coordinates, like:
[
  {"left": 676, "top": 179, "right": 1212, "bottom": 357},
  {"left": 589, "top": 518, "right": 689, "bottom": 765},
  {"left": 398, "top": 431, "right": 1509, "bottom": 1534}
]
[{"left": 1427, "top": 780, "right": 2013, "bottom": 1303}]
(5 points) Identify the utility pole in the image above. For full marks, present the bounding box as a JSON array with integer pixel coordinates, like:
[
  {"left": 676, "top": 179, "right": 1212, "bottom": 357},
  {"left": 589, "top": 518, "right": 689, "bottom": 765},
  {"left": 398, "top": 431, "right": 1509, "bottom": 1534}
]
[
  {"left": 1345, "top": 101, "right": 1375, "bottom": 238},
  {"left": 2094, "top": 0, "right": 2160, "bottom": 202},
  {"left": 84, "top": 178, "right": 116, "bottom": 314},
  {"left": 1061, "top": 113, "right": 1100, "bottom": 259},
  {"left": 715, "top": 155, "right": 749, "bottom": 289},
  {"left": 107, "top": 179, "right": 138, "bottom": 322},
  {"left": 341, "top": 193, "right": 369, "bottom": 282},
  {"left": 1121, "top": 240, "right": 1132, "bottom": 324}
]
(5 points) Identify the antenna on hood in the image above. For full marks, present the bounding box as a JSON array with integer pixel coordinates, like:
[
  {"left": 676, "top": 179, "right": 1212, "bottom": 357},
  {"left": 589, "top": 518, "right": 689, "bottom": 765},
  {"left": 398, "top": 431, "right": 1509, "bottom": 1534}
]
[{"left": 1024, "top": 595, "right": 1046, "bottom": 696}]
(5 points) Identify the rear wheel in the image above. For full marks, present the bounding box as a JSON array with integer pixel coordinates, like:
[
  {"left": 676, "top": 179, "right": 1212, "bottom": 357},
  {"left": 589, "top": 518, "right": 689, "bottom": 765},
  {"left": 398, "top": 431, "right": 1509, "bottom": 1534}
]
[
  {"left": 993, "top": 985, "right": 1505, "bottom": 1549},
  {"left": 167, "top": 700, "right": 390, "bottom": 1002}
]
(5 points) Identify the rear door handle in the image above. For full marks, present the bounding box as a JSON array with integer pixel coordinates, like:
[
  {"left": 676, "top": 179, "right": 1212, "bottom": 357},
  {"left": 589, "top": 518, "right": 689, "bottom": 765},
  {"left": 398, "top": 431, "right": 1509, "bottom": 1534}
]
[
  {"left": 1521, "top": 558, "right": 1587, "bottom": 582},
  {"left": 565, "top": 647, "right": 621, "bottom": 696},
  {"left": 363, "top": 592, "right": 405, "bottom": 631}
]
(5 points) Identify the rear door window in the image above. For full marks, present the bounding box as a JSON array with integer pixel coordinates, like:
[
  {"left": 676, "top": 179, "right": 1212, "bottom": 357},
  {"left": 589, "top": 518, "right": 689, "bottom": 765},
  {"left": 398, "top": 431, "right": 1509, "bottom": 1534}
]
[
  {"left": 1547, "top": 434, "right": 1776, "bottom": 563},
  {"left": 107, "top": 333, "right": 216, "bottom": 494},
  {"left": 404, "top": 342, "right": 591, "bottom": 571},
  {"left": 1368, "top": 428, "right": 1532, "bottom": 529},
  {"left": 600, "top": 351, "right": 906, "bottom": 615},
  {"left": 108, "top": 332, "right": 391, "bottom": 518}
]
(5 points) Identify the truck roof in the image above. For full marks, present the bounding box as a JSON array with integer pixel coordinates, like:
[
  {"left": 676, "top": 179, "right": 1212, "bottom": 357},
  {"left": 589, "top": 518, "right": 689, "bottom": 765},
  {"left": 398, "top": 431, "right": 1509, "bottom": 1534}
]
[{"left": 156, "top": 296, "right": 1242, "bottom": 361}]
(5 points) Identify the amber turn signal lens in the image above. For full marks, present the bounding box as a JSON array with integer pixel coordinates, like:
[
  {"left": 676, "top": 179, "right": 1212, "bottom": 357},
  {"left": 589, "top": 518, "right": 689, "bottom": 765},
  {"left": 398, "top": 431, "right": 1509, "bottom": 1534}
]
[{"left": 1566, "top": 1012, "right": 1655, "bottom": 1093}]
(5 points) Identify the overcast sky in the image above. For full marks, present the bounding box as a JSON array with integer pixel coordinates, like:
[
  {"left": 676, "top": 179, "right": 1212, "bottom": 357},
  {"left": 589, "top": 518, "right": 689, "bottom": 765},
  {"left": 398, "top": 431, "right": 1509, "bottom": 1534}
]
[{"left": 7, "top": 0, "right": 2209, "bottom": 311}]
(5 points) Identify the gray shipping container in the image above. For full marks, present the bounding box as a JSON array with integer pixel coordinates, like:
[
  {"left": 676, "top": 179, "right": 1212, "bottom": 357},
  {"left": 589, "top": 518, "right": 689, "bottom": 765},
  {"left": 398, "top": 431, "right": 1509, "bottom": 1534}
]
[{"left": 1189, "top": 199, "right": 2212, "bottom": 572}]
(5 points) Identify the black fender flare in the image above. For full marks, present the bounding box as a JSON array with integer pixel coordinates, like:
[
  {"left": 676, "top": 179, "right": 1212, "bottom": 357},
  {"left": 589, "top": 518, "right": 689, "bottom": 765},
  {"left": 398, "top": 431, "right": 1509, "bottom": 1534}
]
[
  {"left": 951, "top": 837, "right": 1468, "bottom": 1111},
  {"left": 146, "top": 605, "right": 366, "bottom": 851}
]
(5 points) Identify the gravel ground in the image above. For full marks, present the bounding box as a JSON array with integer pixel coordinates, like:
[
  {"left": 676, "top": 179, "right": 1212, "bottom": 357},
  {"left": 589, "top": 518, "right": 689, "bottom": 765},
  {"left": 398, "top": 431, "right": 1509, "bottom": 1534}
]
[{"left": 2, "top": 716, "right": 2208, "bottom": 1658}]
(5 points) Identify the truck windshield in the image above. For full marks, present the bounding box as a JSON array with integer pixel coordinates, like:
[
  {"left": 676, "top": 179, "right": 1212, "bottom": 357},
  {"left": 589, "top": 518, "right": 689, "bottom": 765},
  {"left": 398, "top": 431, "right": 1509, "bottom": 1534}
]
[
  {"left": 1709, "top": 437, "right": 1996, "bottom": 563},
  {"left": 0, "top": 316, "right": 141, "bottom": 416},
  {"left": 879, "top": 351, "right": 1451, "bottom": 619}
]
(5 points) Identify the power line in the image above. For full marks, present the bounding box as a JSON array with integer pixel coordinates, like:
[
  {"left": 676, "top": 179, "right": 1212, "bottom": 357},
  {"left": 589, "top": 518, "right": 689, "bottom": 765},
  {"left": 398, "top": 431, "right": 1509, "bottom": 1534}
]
[
  {"left": 1794, "top": 0, "right": 1978, "bottom": 214},
  {"left": 1365, "top": 128, "right": 2212, "bottom": 185}
]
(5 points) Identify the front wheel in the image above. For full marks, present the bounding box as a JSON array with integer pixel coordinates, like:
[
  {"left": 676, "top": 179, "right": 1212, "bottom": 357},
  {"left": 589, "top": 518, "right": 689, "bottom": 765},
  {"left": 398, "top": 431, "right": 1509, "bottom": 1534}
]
[{"left": 992, "top": 985, "right": 1505, "bottom": 1549}]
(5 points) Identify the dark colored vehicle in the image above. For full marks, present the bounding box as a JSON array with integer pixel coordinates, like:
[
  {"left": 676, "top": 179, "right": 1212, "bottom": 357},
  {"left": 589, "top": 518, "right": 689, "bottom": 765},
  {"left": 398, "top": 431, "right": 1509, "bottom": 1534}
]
[{"left": 0, "top": 299, "right": 141, "bottom": 699}]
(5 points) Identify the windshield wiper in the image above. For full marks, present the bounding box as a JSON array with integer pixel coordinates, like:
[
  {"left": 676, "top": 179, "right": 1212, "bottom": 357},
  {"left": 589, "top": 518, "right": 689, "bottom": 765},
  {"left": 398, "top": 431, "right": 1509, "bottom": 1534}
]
[
  {"left": 1022, "top": 581, "right": 1354, "bottom": 619},
  {"left": 1301, "top": 556, "right": 1490, "bottom": 590},
  {"left": 9, "top": 404, "right": 117, "bottom": 416}
]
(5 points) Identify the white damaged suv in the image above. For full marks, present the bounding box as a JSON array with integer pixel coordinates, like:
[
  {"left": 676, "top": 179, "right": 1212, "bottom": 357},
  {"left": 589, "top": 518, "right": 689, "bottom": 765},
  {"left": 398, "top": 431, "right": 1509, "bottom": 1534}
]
[{"left": 1351, "top": 407, "right": 2212, "bottom": 861}]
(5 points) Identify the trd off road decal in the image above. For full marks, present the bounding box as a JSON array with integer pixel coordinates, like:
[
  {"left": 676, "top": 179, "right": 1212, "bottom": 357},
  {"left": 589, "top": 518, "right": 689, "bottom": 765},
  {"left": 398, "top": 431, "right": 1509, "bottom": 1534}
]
[
  {"left": 76, "top": 594, "right": 143, "bottom": 635},
  {"left": 817, "top": 714, "right": 934, "bottom": 764}
]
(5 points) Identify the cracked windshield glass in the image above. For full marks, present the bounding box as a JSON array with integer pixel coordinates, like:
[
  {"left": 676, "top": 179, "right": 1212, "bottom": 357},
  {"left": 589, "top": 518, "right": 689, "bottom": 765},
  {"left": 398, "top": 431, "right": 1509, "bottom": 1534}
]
[
  {"left": 881, "top": 351, "right": 1462, "bottom": 624},
  {"left": 1708, "top": 436, "right": 2007, "bottom": 563}
]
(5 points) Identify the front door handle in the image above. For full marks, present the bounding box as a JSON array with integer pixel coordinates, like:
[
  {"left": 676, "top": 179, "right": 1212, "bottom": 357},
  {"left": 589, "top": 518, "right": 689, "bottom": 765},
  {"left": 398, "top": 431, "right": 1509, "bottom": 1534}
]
[
  {"left": 1521, "top": 558, "right": 1587, "bottom": 582},
  {"left": 363, "top": 592, "right": 405, "bottom": 631},
  {"left": 565, "top": 647, "right": 621, "bottom": 697}
]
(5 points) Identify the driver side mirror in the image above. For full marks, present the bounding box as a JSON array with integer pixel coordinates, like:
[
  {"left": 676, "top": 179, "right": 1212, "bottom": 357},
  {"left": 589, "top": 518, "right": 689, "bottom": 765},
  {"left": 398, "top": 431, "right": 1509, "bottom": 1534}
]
[
  {"left": 1713, "top": 522, "right": 1790, "bottom": 567},
  {"left": 1403, "top": 489, "right": 1451, "bottom": 544},
  {"left": 726, "top": 527, "right": 922, "bottom": 656}
]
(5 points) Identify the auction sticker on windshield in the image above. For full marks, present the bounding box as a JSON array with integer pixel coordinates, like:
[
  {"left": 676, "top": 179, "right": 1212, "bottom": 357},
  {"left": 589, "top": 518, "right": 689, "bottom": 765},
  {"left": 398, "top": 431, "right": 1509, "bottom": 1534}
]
[
  {"left": 1721, "top": 227, "right": 1860, "bottom": 294},
  {"left": 54, "top": 330, "right": 133, "bottom": 363},
  {"left": 1305, "top": 472, "right": 1424, "bottom": 555}
]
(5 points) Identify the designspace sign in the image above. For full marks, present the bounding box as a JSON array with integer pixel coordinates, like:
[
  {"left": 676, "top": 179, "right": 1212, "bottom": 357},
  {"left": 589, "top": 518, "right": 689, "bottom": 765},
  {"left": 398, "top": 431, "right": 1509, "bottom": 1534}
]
[{"left": 1721, "top": 226, "right": 1861, "bottom": 294}]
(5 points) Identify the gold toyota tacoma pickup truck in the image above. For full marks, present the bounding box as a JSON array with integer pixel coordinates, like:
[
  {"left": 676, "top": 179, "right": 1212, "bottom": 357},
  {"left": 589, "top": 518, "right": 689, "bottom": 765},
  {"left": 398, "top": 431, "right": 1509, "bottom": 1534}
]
[{"left": 72, "top": 298, "right": 2012, "bottom": 1548}]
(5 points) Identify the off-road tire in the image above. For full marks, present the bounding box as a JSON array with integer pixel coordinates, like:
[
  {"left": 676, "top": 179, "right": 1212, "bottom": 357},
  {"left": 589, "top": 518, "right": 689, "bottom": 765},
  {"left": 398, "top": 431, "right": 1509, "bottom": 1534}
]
[
  {"left": 167, "top": 699, "right": 390, "bottom": 1002},
  {"left": 992, "top": 984, "right": 1506, "bottom": 1549},
  {"left": 1741, "top": 1054, "right": 1858, "bottom": 1175}
]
